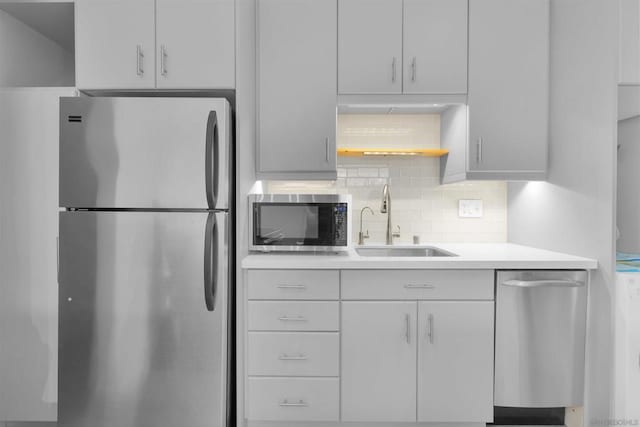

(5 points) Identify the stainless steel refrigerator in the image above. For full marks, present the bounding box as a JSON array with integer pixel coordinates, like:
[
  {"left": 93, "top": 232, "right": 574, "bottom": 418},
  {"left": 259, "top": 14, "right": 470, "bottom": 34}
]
[{"left": 57, "top": 97, "right": 233, "bottom": 427}]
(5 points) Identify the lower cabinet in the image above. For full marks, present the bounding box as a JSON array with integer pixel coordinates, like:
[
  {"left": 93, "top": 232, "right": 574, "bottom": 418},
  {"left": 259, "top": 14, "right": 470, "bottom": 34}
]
[
  {"left": 341, "top": 302, "right": 417, "bottom": 422},
  {"left": 244, "top": 269, "right": 495, "bottom": 424},
  {"left": 417, "top": 301, "right": 494, "bottom": 422},
  {"left": 341, "top": 300, "right": 494, "bottom": 423}
]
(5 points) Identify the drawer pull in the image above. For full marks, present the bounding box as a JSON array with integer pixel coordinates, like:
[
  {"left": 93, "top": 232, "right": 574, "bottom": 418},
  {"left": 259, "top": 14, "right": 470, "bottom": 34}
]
[
  {"left": 405, "top": 284, "right": 435, "bottom": 289},
  {"left": 278, "top": 353, "right": 308, "bottom": 361},
  {"left": 279, "top": 399, "right": 308, "bottom": 407},
  {"left": 278, "top": 316, "right": 307, "bottom": 322},
  {"left": 277, "top": 284, "right": 307, "bottom": 289}
]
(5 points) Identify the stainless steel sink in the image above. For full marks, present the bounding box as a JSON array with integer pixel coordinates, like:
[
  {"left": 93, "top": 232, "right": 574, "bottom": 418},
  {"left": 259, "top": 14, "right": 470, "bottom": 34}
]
[{"left": 355, "top": 246, "right": 457, "bottom": 257}]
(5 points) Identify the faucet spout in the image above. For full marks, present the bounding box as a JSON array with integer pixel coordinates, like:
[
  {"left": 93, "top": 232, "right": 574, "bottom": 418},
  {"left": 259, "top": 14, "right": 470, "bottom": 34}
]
[{"left": 381, "top": 184, "right": 393, "bottom": 245}]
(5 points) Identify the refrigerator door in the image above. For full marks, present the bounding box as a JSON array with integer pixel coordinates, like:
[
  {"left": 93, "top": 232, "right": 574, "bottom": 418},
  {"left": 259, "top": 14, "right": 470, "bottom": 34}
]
[
  {"left": 59, "top": 97, "right": 231, "bottom": 210},
  {"left": 58, "top": 211, "right": 229, "bottom": 427}
]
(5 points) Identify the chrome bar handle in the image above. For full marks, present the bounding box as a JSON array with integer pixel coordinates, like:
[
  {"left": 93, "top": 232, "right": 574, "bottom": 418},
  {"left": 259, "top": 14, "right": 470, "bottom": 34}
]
[
  {"left": 160, "top": 45, "right": 168, "bottom": 76},
  {"left": 392, "top": 57, "right": 397, "bottom": 83},
  {"left": 279, "top": 400, "right": 308, "bottom": 407},
  {"left": 404, "top": 284, "right": 435, "bottom": 289},
  {"left": 277, "top": 284, "right": 306, "bottom": 289},
  {"left": 278, "top": 316, "right": 307, "bottom": 322},
  {"left": 405, "top": 314, "right": 410, "bottom": 344},
  {"left": 325, "top": 137, "right": 330, "bottom": 163},
  {"left": 503, "top": 279, "right": 584, "bottom": 288},
  {"left": 205, "top": 111, "right": 218, "bottom": 209},
  {"left": 279, "top": 354, "right": 308, "bottom": 361},
  {"left": 411, "top": 57, "right": 417, "bottom": 82},
  {"left": 56, "top": 236, "right": 59, "bottom": 284},
  {"left": 427, "top": 314, "right": 434, "bottom": 344},
  {"left": 477, "top": 137, "right": 483, "bottom": 163},
  {"left": 203, "top": 213, "right": 216, "bottom": 312},
  {"left": 136, "top": 45, "right": 144, "bottom": 76}
]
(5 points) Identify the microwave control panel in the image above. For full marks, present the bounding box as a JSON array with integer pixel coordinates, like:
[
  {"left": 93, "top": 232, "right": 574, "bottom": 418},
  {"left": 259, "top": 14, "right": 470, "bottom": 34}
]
[{"left": 334, "top": 203, "right": 348, "bottom": 245}]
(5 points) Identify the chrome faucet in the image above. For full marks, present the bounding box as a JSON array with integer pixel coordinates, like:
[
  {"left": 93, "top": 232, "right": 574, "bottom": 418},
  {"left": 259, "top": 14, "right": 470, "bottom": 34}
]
[
  {"left": 381, "top": 184, "right": 393, "bottom": 245},
  {"left": 358, "top": 206, "right": 374, "bottom": 245}
]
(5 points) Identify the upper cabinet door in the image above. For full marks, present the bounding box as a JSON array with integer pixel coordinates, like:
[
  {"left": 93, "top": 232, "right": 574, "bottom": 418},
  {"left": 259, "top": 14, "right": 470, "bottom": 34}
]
[
  {"left": 341, "top": 302, "right": 417, "bottom": 422},
  {"left": 417, "top": 301, "right": 494, "bottom": 423},
  {"left": 403, "top": 0, "right": 468, "bottom": 94},
  {"left": 257, "top": 0, "right": 337, "bottom": 179},
  {"left": 467, "top": 0, "right": 549, "bottom": 175},
  {"left": 338, "top": 0, "right": 403, "bottom": 94},
  {"left": 75, "top": 0, "right": 156, "bottom": 90},
  {"left": 156, "top": 0, "right": 235, "bottom": 89}
]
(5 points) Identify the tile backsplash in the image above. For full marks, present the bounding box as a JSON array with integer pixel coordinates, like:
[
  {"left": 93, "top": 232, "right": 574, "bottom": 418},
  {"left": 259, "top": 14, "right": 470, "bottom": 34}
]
[{"left": 265, "top": 114, "right": 507, "bottom": 245}]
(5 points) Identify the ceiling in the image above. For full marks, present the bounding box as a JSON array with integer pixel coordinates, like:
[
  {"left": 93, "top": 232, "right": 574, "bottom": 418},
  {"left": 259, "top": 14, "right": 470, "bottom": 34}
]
[{"left": 0, "top": 2, "right": 74, "bottom": 53}]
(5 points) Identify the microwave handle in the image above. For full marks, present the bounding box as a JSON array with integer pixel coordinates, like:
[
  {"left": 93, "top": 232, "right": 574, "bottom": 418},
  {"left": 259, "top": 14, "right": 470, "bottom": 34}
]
[{"left": 205, "top": 111, "right": 218, "bottom": 210}]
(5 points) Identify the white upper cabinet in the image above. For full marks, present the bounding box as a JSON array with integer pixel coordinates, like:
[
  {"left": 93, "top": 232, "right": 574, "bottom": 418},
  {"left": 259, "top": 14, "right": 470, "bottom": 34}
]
[
  {"left": 338, "top": 0, "right": 403, "bottom": 94},
  {"left": 341, "top": 302, "right": 417, "bottom": 422},
  {"left": 156, "top": 0, "right": 235, "bottom": 89},
  {"left": 403, "top": 0, "right": 468, "bottom": 94},
  {"left": 417, "top": 301, "right": 494, "bottom": 422},
  {"left": 467, "top": 0, "right": 549, "bottom": 178},
  {"left": 75, "top": 0, "right": 235, "bottom": 90},
  {"left": 338, "top": 0, "right": 468, "bottom": 95},
  {"left": 442, "top": 0, "right": 549, "bottom": 183},
  {"left": 257, "top": 0, "right": 337, "bottom": 179},
  {"left": 76, "top": 0, "right": 156, "bottom": 89}
]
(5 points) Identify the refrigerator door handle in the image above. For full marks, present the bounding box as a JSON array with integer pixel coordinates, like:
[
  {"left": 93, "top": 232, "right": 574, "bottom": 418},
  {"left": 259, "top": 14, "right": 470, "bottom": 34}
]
[
  {"left": 204, "top": 212, "right": 217, "bottom": 311},
  {"left": 205, "top": 111, "right": 219, "bottom": 209}
]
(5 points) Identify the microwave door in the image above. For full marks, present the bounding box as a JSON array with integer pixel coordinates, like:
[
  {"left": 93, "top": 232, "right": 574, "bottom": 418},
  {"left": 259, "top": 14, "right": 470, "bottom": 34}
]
[{"left": 59, "top": 97, "right": 231, "bottom": 210}]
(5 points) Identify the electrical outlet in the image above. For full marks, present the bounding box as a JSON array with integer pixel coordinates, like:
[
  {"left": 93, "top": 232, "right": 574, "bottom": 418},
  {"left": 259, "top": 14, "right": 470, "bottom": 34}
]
[{"left": 459, "top": 199, "right": 483, "bottom": 218}]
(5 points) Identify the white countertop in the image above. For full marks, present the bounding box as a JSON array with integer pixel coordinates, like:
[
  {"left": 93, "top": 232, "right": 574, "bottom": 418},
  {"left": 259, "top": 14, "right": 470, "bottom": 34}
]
[{"left": 242, "top": 243, "right": 598, "bottom": 270}]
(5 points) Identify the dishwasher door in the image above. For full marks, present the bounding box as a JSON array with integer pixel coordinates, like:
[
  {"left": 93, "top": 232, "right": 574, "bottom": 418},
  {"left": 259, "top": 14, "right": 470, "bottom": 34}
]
[{"left": 495, "top": 270, "right": 588, "bottom": 407}]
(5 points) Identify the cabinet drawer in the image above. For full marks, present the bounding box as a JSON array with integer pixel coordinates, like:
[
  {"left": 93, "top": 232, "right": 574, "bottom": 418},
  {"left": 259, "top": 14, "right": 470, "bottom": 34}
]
[
  {"left": 248, "top": 270, "right": 339, "bottom": 300},
  {"left": 247, "top": 377, "right": 339, "bottom": 421},
  {"left": 341, "top": 270, "right": 494, "bottom": 300},
  {"left": 248, "top": 332, "right": 339, "bottom": 376},
  {"left": 248, "top": 301, "right": 339, "bottom": 331}
]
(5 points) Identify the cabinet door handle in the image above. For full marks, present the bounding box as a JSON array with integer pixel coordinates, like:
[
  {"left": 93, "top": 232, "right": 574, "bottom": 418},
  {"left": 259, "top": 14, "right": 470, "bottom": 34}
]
[
  {"left": 411, "top": 57, "right": 417, "bottom": 82},
  {"left": 160, "top": 45, "right": 168, "bottom": 76},
  {"left": 325, "top": 137, "right": 330, "bottom": 163},
  {"left": 279, "top": 399, "right": 308, "bottom": 407},
  {"left": 405, "top": 313, "right": 410, "bottom": 344},
  {"left": 279, "top": 353, "right": 308, "bottom": 361},
  {"left": 277, "top": 284, "right": 306, "bottom": 289},
  {"left": 427, "top": 314, "right": 434, "bottom": 344},
  {"left": 404, "top": 284, "right": 435, "bottom": 289},
  {"left": 278, "top": 316, "right": 307, "bottom": 322},
  {"left": 477, "top": 137, "right": 483, "bottom": 163},
  {"left": 136, "top": 45, "right": 144, "bottom": 76},
  {"left": 392, "top": 57, "right": 397, "bottom": 83}
]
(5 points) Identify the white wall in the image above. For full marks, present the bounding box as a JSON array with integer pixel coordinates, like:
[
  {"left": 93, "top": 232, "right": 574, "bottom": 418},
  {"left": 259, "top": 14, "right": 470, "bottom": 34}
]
[
  {"left": 508, "top": 0, "right": 618, "bottom": 423},
  {"left": 235, "top": 0, "right": 256, "bottom": 424},
  {"left": 0, "top": 9, "right": 74, "bottom": 87}
]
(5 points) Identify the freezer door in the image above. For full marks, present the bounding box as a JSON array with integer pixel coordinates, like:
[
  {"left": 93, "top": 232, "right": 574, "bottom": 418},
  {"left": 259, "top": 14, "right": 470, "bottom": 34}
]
[
  {"left": 59, "top": 97, "right": 231, "bottom": 209},
  {"left": 58, "top": 211, "right": 229, "bottom": 427}
]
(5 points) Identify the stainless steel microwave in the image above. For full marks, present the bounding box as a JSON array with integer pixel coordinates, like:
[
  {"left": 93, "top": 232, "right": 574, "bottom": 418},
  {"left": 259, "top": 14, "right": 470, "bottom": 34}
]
[{"left": 249, "top": 194, "right": 351, "bottom": 252}]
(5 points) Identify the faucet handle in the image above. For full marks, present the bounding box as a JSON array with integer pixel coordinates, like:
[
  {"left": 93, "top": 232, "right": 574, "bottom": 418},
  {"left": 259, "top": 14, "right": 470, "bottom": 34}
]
[
  {"left": 392, "top": 225, "right": 401, "bottom": 238},
  {"left": 357, "top": 230, "right": 370, "bottom": 245}
]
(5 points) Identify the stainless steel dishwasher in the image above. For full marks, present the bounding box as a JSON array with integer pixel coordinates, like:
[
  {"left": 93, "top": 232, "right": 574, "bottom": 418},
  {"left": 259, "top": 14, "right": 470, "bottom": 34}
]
[{"left": 495, "top": 270, "right": 588, "bottom": 407}]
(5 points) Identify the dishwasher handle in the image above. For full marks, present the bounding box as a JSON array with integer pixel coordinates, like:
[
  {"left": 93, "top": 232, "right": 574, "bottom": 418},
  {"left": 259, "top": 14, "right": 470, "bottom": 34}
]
[{"left": 502, "top": 279, "right": 585, "bottom": 288}]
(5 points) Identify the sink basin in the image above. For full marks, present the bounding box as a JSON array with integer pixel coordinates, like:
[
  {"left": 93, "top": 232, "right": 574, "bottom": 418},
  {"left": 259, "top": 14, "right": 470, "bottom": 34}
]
[{"left": 355, "top": 246, "right": 457, "bottom": 257}]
